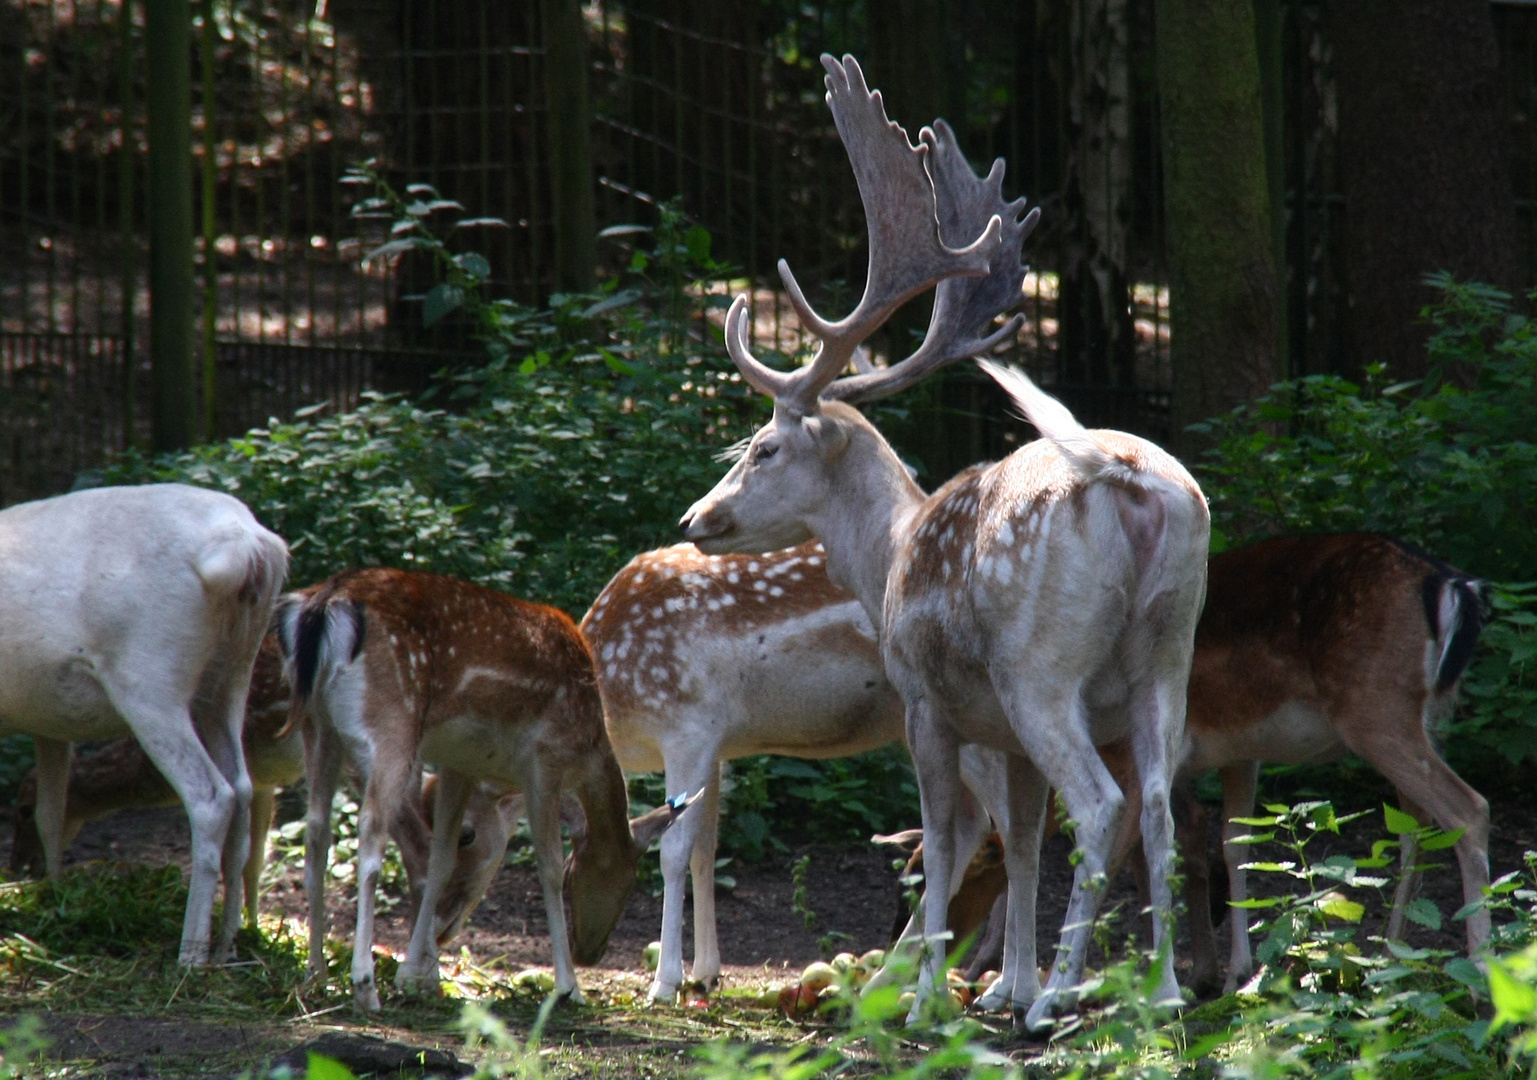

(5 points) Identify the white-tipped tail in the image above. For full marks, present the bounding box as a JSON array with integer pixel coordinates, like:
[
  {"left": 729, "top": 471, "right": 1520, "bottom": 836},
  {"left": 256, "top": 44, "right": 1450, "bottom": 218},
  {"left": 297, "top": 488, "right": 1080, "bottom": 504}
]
[{"left": 977, "top": 358, "right": 1130, "bottom": 482}]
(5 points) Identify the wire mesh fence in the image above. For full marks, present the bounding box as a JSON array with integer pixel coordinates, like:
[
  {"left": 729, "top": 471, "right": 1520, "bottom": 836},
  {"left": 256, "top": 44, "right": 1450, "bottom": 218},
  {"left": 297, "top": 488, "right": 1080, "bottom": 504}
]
[{"left": 2, "top": 0, "right": 1536, "bottom": 503}]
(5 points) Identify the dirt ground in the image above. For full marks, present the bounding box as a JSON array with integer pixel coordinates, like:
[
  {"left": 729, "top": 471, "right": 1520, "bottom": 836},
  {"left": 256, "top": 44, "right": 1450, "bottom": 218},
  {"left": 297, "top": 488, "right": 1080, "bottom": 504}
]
[{"left": 2, "top": 772, "right": 1534, "bottom": 1077}]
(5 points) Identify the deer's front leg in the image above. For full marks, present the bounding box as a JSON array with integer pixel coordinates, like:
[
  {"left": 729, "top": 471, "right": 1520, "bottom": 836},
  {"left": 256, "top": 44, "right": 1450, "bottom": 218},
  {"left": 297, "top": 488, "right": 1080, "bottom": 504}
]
[
  {"left": 399, "top": 768, "right": 473, "bottom": 994},
  {"left": 687, "top": 769, "right": 725, "bottom": 990},
  {"left": 648, "top": 749, "right": 719, "bottom": 1003},
  {"left": 31, "top": 736, "right": 73, "bottom": 880},
  {"left": 906, "top": 697, "right": 962, "bottom": 1025},
  {"left": 528, "top": 768, "right": 585, "bottom": 1004}
]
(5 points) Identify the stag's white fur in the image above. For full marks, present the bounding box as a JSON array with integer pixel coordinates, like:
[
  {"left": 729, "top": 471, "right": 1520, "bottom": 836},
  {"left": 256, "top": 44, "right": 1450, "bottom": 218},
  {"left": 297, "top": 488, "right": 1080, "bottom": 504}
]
[{"left": 0, "top": 483, "right": 287, "bottom": 964}]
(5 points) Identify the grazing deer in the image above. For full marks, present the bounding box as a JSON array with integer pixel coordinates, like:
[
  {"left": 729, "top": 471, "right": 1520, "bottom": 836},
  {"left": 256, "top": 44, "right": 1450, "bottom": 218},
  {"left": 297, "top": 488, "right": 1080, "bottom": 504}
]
[
  {"left": 680, "top": 55, "right": 1209, "bottom": 1028},
  {"left": 9, "top": 635, "right": 526, "bottom": 939},
  {"left": 582, "top": 541, "right": 1005, "bottom": 1003},
  {"left": 0, "top": 484, "right": 288, "bottom": 965},
  {"left": 278, "top": 568, "right": 690, "bottom": 1011},
  {"left": 892, "top": 533, "right": 1491, "bottom": 996}
]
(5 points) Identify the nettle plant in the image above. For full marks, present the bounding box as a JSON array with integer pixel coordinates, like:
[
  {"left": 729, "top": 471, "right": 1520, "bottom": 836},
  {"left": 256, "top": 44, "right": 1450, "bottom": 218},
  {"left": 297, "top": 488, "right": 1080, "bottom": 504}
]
[{"left": 1187, "top": 800, "right": 1499, "bottom": 1078}]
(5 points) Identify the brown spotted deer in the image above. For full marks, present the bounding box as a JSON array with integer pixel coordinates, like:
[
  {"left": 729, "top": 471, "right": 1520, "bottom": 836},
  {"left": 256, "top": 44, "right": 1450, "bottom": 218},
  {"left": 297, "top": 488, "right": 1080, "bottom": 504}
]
[
  {"left": 679, "top": 55, "right": 1209, "bottom": 1028},
  {"left": 9, "top": 635, "right": 526, "bottom": 939},
  {"left": 277, "top": 568, "right": 690, "bottom": 1011},
  {"left": 581, "top": 541, "right": 1006, "bottom": 1003},
  {"left": 894, "top": 532, "right": 1491, "bottom": 996},
  {"left": 0, "top": 484, "right": 287, "bottom": 965},
  {"left": 1185, "top": 532, "right": 1489, "bottom": 990}
]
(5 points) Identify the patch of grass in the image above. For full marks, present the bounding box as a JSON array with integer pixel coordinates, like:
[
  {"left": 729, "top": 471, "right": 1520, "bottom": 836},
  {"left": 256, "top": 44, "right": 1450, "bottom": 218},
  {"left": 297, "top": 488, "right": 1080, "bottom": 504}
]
[{"left": 0, "top": 863, "right": 186, "bottom": 957}]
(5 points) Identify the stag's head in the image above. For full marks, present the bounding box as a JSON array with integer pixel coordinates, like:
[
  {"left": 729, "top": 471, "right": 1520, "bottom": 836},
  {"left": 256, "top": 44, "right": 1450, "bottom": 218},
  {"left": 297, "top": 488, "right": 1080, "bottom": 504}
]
[{"left": 681, "top": 54, "right": 1037, "bottom": 556}]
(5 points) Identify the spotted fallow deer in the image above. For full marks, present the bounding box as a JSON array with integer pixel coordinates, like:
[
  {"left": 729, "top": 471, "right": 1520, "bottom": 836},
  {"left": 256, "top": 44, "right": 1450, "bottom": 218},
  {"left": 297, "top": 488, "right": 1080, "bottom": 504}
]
[
  {"left": 0, "top": 483, "right": 288, "bottom": 965},
  {"left": 9, "top": 634, "right": 525, "bottom": 940},
  {"left": 581, "top": 541, "right": 1007, "bottom": 1003},
  {"left": 679, "top": 55, "right": 1209, "bottom": 1028},
  {"left": 277, "top": 568, "right": 691, "bottom": 1011},
  {"left": 893, "top": 532, "right": 1491, "bottom": 996}
]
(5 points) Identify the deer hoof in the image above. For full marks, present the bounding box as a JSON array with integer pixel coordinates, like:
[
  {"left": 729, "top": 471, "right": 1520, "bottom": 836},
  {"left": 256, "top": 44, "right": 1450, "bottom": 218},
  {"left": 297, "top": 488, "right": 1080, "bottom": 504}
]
[
  {"left": 646, "top": 978, "right": 679, "bottom": 1005},
  {"left": 353, "top": 978, "right": 382, "bottom": 1013}
]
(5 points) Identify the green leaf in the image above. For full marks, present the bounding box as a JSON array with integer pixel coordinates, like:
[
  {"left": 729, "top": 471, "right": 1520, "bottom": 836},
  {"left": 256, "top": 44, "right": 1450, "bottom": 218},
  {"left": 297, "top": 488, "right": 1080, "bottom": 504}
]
[
  {"left": 1319, "top": 896, "right": 1365, "bottom": 923},
  {"left": 1229, "top": 816, "right": 1281, "bottom": 827},
  {"left": 1404, "top": 897, "right": 1442, "bottom": 930},
  {"left": 685, "top": 225, "right": 712, "bottom": 263},
  {"left": 1384, "top": 804, "right": 1422, "bottom": 835},
  {"left": 305, "top": 1053, "right": 360, "bottom": 1080},
  {"left": 1488, "top": 959, "right": 1537, "bottom": 1031},
  {"left": 1420, "top": 827, "right": 1466, "bottom": 851},
  {"left": 453, "top": 252, "right": 491, "bottom": 282},
  {"left": 423, "top": 283, "right": 464, "bottom": 328},
  {"left": 362, "top": 237, "right": 424, "bottom": 264}
]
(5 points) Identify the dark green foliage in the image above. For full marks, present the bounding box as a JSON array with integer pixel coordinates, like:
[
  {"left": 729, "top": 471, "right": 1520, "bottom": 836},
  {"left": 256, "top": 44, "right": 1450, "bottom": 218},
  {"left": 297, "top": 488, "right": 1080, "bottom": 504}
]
[{"left": 1194, "top": 276, "right": 1537, "bottom": 768}]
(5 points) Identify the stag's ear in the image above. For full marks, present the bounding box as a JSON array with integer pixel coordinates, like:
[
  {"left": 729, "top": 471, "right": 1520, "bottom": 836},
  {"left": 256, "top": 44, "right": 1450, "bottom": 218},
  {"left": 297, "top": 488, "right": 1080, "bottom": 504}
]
[
  {"left": 629, "top": 790, "right": 702, "bottom": 855},
  {"left": 802, "top": 412, "right": 851, "bottom": 459}
]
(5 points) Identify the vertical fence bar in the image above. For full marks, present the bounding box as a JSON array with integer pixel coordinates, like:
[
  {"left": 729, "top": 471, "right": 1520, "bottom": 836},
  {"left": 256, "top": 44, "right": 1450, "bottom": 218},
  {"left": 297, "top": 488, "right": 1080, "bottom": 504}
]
[
  {"left": 542, "top": 0, "right": 597, "bottom": 291},
  {"left": 119, "top": 0, "right": 138, "bottom": 446},
  {"left": 201, "top": 0, "right": 218, "bottom": 436},
  {"left": 145, "top": 0, "right": 197, "bottom": 451}
]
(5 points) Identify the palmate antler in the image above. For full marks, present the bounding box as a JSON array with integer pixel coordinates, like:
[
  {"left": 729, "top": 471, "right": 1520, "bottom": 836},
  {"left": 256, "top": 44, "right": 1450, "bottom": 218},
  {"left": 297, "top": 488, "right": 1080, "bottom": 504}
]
[{"left": 723, "top": 54, "right": 1039, "bottom": 412}]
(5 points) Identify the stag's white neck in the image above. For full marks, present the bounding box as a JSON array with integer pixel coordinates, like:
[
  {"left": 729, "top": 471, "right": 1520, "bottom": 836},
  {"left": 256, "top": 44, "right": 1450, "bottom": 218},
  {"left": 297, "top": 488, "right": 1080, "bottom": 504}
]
[{"left": 805, "top": 411, "right": 926, "bottom": 629}]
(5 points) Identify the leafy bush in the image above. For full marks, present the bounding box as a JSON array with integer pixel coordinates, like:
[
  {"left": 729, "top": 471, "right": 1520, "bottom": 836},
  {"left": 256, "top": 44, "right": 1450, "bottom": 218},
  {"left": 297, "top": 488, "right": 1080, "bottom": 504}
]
[{"left": 1194, "top": 275, "right": 1537, "bottom": 769}]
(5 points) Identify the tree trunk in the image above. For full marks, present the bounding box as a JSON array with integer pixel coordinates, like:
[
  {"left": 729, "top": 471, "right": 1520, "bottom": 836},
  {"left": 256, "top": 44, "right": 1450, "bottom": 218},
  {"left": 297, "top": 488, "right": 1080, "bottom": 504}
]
[
  {"left": 1155, "top": 0, "right": 1279, "bottom": 456},
  {"left": 145, "top": 0, "right": 197, "bottom": 452},
  {"left": 1060, "top": 0, "right": 1135, "bottom": 391},
  {"left": 541, "top": 0, "right": 596, "bottom": 293},
  {"left": 1327, "top": 0, "right": 1520, "bottom": 381}
]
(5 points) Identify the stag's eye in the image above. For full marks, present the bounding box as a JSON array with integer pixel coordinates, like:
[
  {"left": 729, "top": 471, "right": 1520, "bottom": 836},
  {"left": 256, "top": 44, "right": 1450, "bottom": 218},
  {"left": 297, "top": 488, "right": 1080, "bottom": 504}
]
[
  {"left": 754, "top": 442, "right": 779, "bottom": 463},
  {"left": 458, "top": 825, "right": 477, "bottom": 849}
]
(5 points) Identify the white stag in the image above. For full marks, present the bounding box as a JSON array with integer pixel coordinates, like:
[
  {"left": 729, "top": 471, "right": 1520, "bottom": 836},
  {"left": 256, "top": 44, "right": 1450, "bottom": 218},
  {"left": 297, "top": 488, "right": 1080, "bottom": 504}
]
[
  {"left": 679, "top": 55, "right": 1209, "bottom": 1028},
  {"left": 582, "top": 541, "right": 1005, "bottom": 1003},
  {"left": 892, "top": 532, "right": 1492, "bottom": 996},
  {"left": 0, "top": 483, "right": 288, "bottom": 964},
  {"left": 277, "top": 567, "right": 690, "bottom": 1011}
]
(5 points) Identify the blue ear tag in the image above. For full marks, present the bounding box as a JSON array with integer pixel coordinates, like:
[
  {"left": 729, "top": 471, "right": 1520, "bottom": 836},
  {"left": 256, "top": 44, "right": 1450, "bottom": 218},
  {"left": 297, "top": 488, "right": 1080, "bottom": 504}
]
[{"left": 666, "top": 791, "right": 692, "bottom": 811}]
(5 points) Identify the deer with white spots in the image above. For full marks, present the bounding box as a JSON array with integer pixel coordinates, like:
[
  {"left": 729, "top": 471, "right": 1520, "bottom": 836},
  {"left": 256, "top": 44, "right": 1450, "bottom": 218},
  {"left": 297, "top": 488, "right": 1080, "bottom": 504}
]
[
  {"left": 0, "top": 484, "right": 288, "bottom": 966},
  {"left": 277, "top": 567, "right": 690, "bottom": 1011},
  {"left": 8, "top": 634, "right": 529, "bottom": 941},
  {"left": 582, "top": 541, "right": 1007, "bottom": 1003},
  {"left": 679, "top": 54, "right": 1209, "bottom": 1028}
]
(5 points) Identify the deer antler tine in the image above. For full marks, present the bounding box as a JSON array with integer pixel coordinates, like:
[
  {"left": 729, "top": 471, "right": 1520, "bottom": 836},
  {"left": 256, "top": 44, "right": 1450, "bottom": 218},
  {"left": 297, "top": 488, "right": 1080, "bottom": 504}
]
[
  {"left": 823, "top": 121, "right": 1038, "bottom": 405},
  {"left": 722, "top": 295, "right": 796, "bottom": 400},
  {"left": 766, "top": 55, "right": 1001, "bottom": 413}
]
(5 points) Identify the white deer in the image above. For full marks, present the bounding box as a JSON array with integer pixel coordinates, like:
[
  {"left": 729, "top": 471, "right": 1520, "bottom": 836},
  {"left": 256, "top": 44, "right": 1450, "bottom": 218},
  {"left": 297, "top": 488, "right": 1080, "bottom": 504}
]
[
  {"left": 679, "top": 55, "right": 1209, "bottom": 1028},
  {"left": 277, "top": 567, "right": 691, "bottom": 1011},
  {"left": 0, "top": 483, "right": 288, "bottom": 965},
  {"left": 581, "top": 541, "right": 1005, "bottom": 1003},
  {"left": 888, "top": 531, "right": 1492, "bottom": 996}
]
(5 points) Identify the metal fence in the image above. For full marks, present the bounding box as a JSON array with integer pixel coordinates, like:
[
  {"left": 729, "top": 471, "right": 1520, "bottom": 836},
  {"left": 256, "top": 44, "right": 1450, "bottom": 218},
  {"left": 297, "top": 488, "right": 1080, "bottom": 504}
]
[{"left": 2, "top": 0, "right": 1535, "bottom": 503}]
